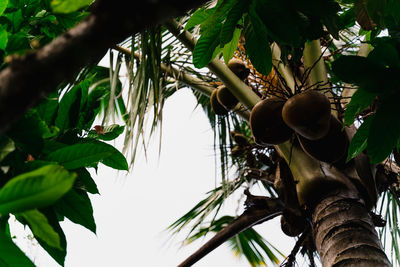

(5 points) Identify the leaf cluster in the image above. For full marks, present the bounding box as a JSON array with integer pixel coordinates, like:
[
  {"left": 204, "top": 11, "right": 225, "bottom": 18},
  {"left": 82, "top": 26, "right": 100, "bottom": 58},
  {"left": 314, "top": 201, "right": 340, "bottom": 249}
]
[
  {"left": 189, "top": 0, "right": 346, "bottom": 75},
  {"left": 0, "top": 65, "right": 128, "bottom": 266}
]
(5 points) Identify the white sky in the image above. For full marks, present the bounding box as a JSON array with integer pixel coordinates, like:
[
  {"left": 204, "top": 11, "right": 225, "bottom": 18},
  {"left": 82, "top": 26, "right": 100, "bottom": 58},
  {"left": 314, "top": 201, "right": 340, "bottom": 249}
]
[{"left": 9, "top": 87, "right": 304, "bottom": 267}]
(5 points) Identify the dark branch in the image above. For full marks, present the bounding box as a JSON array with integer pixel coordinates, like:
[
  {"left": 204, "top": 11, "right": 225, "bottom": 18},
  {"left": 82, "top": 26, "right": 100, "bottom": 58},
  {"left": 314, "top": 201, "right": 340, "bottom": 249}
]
[
  {"left": 0, "top": 0, "right": 208, "bottom": 133},
  {"left": 178, "top": 195, "right": 284, "bottom": 267}
]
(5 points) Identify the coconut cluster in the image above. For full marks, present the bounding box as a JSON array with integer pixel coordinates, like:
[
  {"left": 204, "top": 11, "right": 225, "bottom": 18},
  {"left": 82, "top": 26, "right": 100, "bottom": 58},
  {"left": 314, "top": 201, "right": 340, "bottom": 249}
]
[
  {"left": 250, "top": 90, "right": 348, "bottom": 164},
  {"left": 210, "top": 59, "right": 250, "bottom": 115}
]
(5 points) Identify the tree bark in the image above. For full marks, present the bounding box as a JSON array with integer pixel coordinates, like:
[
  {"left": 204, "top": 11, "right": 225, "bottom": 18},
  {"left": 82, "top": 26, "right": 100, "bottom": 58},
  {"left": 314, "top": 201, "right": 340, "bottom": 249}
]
[{"left": 312, "top": 188, "right": 391, "bottom": 267}]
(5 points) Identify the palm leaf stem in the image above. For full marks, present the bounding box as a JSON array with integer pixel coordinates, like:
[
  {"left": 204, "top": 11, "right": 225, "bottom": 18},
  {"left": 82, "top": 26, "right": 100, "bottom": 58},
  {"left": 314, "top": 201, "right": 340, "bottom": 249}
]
[{"left": 178, "top": 198, "right": 284, "bottom": 267}]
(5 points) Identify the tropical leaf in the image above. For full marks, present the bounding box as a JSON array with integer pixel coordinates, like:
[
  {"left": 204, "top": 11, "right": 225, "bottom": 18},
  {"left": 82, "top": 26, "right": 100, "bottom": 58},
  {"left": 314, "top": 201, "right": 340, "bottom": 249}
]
[
  {"left": 51, "top": 0, "right": 93, "bottom": 13},
  {"left": 17, "top": 209, "right": 61, "bottom": 250},
  {"left": 245, "top": 5, "right": 272, "bottom": 75},
  {"left": 192, "top": 24, "right": 222, "bottom": 68},
  {"left": 0, "top": 229, "right": 35, "bottom": 266},
  {"left": 168, "top": 178, "right": 245, "bottom": 236},
  {"left": 54, "top": 189, "right": 96, "bottom": 233},
  {"left": 186, "top": 216, "right": 284, "bottom": 266},
  {"left": 344, "top": 89, "right": 376, "bottom": 126},
  {"left": 46, "top": 140, "right": 128, "bottom": 170},
  {"left": 347, "top": 116, "right": 372, "bottom": 162},
  {"left": 0, "top": 165, "right": 76, "bottom": 214},
  {"left": 220, "top": 0, "right": 248, "bottom": 45}
]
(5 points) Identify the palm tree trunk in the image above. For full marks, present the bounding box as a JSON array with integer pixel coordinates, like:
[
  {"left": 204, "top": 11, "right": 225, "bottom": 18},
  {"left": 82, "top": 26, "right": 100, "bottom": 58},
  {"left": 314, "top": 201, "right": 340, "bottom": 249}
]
[{"left": 312, "top": 188, "right": 391, "bottom": 267}]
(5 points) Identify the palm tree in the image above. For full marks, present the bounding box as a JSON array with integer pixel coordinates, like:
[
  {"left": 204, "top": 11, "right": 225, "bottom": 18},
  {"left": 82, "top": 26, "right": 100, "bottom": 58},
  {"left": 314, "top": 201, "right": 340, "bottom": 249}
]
[
  {"left": 108, "top": 1, "right": 400, "bottom": 266},
  {"left": 1, "top": 0, "right": 400, "bottom": 266}
]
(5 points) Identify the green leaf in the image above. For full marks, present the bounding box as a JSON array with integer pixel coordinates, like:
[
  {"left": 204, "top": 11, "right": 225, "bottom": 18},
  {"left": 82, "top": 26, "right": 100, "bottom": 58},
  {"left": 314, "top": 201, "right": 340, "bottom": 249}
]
[
  {"left": 18, "top": 209, "right": 61, "bottom": 250},
  {"left": 0, "top": 136, "right": 15, "bottom": 162},
  {"left": 0, "top": 229, "right": 35, "bottom": 267},
  {"left": 0, "top": 0, "right": 8, "bottom": 16},
  {"left": 7, "top": 109, "right": 56, "bottom": 155},
  {"left": 220, "top": 0, "right": 248, "bottom": 45},
  {"left": 193, "top": 24, "right": 222, "bottom": 68},
  {"left": 347, "top": 116, "right": 372, "bottom": 162},
  {"left": 200, "top": 0, "right": 235, "bottom": 35},
  {"left": 35, "top": 208, "right": 67, "bottom": 266},
  {"left": 0, "top": 26, "right": 8, "bottom": 51},
  {"left": 87, "top": 124, "right": 125, "bottom": 141},
  {"left": 184, "top": 6, "right": 216, "bottom": 30},
  {"left": 46, "top": 140, "right": 128, "bottom": 170},
  {"left": 332, "top": 55, "right": 387, "bottom": 92},
  {"left": 245, "top": 7, "right": 272, "bottom": 75},
  {"left": 75, "top": 168, "right": 99, "bottom": 194},
  {"left": 51, "top": 0, "right": 93, "bottom": 13},
  {"left": 54, "top": 189, "right": 96, "bottom": 233},
  {"left": 368, "top": 39, "right": 400, "bottom": 68},
  {"left": 253, "top": 0, "right": 302, "bottom": 46},
  {"left": 344, "top": 89, "right": 376, "bottom": 125},
  {"left": 55, "top": 81, "right": 89, "bottom": 132},
  {"left": 37, "top": 93, "right": 59, "bottom": 126},
  {"left": 367, "top": 96, "right": 400, "bottom": 163},
  {"left": 223, "top": 28, "right": 241, "bottom": 64},
  {"left": 0, "top": 165, "right": 76, "bottom": 214}
]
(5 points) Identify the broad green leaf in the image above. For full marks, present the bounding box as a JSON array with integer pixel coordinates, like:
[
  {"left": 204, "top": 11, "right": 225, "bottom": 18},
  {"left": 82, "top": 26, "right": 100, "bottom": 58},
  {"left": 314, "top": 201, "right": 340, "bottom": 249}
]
[
  {"left": 46, "top": 140, "right": 128, "bottom": 170},
  {"left": 184, "top": 6, "right": 216, "bottom": 30},
  {"left": 35, "top": 209, "right": 67, "bottom": 266},
  {"left": 368, "top": 39, "right": 400, "bottom": 68},
  {"left": 87, "top": 124, "right": 125, "bottom": 141},
  {"left": 223, "top": 28, "right": 241, "bottom": 64},
  {"left": 193, "top": 24, "right": 222, "bottom": 68},
  {"left": 18, "top": 209, "right": 61, "bottom": 249},
  {"left": 220, "top": 0, "right": 248, "bottom": 45},
  {"left": 332, "top": 55, "right": 393, "bottom": 93},
  {"left": 0, "top": 26, "right": 8, "bottom": 51},
  {"left": 0, "top": 230, "right": 35, "bottom": 267},
  {"left": 0, "top": 136, "right": 14, "bottom": 162},
  {"left": 347, "top": 116, "right": 372, "bottom": 162},
  {"left": 54, "top": 189, "right": 96, "bottom": 233},
  {"left": 7, "top": 109, "right": 56, "bottom": 155},
  {"left": 0, "top": 165, "right": 76, "bottom": 214},
  {"left": 75, "top": 168, "right": 99, "bottom": 194},
  {"left": 55, "top": 81, "right": 89, "bottom": 132},
  {"left": 37, "top": 93, "right": 59, "bottom": 126},
  {"left": 367, "top": 96, "right": 400, "bottom": 163},
  {"left": 0, "top": 0, "right": 7, "bottom": 16},
  {"left": 51, "top": 0, "right": 93, "bottom": 13},
  {"left": 344, "top": 89, "right": 376, "bottom": 125},
  {"left": 253, "top": 0, "right": 301, "bottom": 46},
  {"left": 245, "top": 6, "right": 272, "bottom": 75},
  {"left": 200, "top": 0, "right": 235, "bottom": 35}
]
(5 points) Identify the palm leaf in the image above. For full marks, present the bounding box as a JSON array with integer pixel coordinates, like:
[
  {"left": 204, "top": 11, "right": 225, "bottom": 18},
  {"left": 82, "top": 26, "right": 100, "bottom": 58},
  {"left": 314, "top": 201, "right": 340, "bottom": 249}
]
[{"left": 186, "top": 215, "right": 284, "bottom": 266}]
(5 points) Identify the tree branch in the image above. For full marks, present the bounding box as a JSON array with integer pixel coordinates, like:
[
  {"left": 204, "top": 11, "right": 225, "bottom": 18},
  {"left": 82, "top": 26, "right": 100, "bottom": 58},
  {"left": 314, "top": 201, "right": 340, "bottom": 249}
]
[
  {"left": 0, "top": 0, "right": 208, "bottom": 133},
  {"left": 178, "top": 195, "right": 284, "bottom": 267}
]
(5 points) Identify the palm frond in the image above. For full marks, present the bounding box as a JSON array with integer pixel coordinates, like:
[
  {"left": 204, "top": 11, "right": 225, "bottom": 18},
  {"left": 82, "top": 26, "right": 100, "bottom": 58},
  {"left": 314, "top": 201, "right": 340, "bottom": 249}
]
[
  {"left": 378, "top": 190, "right": 400, "bottom": 266},
  {"left": 168, "top": 177, "right": 245, "bottom": 237},
  {"left": 185, "top": 215, "right": 284, "bottom": 266}
]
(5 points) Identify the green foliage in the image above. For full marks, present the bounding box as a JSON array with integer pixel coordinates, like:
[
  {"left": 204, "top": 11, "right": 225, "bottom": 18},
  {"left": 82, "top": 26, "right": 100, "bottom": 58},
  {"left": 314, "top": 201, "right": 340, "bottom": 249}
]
[
  {"left": 187, "top": 216, "right": 283, "bottom": 266},
  {"left": 46, "top": 140, "right": 128, "bottom": 170},
  {"left": 0, "top": 24, "right": 128, "bottom": 266},
  {"left": 0, "top": 165, "right": 76, "bottom": 214},
  {"left": 51, "top": 0, "right": 93, "bottom": 13},
  {"left": 333, "top": 37, "right": 400, "bottom": 163},
  {"left": 0, "top": 225, "right": 35, "bottom": 266},
  {"left": 54, "top": 189, "right": 96, "bottom": 233},
  {"left": 190, "top": 0, "right": 344, "bottom": 74},
  {"left": 17, "top": 209, "right": 62, "bottom": 250},
  {"left": 245, "top": 4, "right": 272, "bottom": 75}
]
